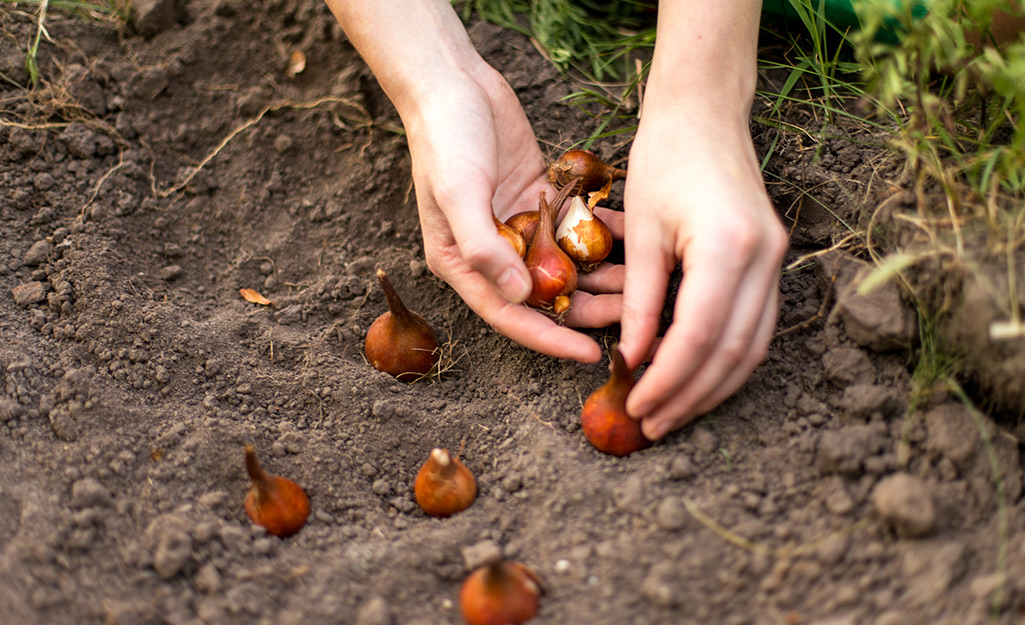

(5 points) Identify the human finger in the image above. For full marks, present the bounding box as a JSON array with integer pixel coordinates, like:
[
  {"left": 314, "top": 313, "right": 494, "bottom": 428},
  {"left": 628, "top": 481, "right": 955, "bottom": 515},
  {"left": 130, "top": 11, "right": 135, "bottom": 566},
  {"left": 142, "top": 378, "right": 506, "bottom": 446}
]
[
  {"left": 617, "top": 219, "right": 674, "bottom": 371},
  {"left": 689, "top": 287, "right": 779, "bottom": 416},
  {"left": 637, "top": 265, "right": 779, "bottom": 438},
  {"left": 624, "top": 247, "right": 746, "bottom": 419},
  {"left": 577, "top": 263, "right": 624, "bottom": 294},
  {"left": 562, "top": 292, "right": 622, "bottom": 328},
  {"left": 593, "top": 206, "right": 625, "bottom": 239},
  {"left": 441, "top": 261, "right": 602, "bottom": 362},
  {"left": 437, "top": 179, "right": 533, "bottom": 305}
]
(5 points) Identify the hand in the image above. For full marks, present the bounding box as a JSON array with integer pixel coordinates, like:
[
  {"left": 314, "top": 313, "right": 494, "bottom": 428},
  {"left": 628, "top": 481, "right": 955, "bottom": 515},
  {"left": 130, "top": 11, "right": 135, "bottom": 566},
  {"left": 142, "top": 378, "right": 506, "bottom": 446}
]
[
  {"left": 618, "top": 108, "right": 788, "bottom": 440},
  {"left": 403, "top": 65, "right": 623, "bottom": 362}
]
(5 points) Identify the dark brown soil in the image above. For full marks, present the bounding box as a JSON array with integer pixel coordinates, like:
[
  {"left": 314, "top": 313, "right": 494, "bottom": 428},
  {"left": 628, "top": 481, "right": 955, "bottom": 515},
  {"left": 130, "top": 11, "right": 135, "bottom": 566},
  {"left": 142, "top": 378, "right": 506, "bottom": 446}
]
[{"left": 1, "top": 2, "right": 1023, "bottom": 624}]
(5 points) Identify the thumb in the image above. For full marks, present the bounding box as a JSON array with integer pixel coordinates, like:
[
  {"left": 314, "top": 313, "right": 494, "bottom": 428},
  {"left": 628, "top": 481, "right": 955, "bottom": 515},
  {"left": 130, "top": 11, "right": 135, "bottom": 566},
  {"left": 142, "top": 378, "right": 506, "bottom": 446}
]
[
  {"left": 618, "top": 219, "right": 673, "bottom": 369},
  {"left": 443, "top": 182, "right": 532, "bottom": 304}
]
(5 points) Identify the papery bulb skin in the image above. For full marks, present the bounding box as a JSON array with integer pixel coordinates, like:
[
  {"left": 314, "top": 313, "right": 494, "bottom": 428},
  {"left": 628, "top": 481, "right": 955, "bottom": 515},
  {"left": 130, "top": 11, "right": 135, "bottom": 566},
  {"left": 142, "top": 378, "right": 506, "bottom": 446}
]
[
  {"left": 365, "top": 269, "right": 438, "bottom": 382},
  {"left": 414, "top": 448, "right": 477, "bottom": 518},
  {"left": 504, "top": 212, "right": 539, "bottom": 248},
  {"left": 546, "top": 149, "right": 627, "bottom": 195},
  {"left": 494, "top": 215, "right": 526, "bottom": 258},
  {"left": 460, "top": 560, "right": 542, "bottom": 625},
  {"left": 524, "top": 180, "right": 578, "bottom": 315},
  {"left": 580, "top": 346, "right": 651, "bottom": 457},
  {"left": 556, "top": 195, "right": 613, "bottom": 271},
  {"left": 243, "top": 445, "right": 310, "bottom": 538}
]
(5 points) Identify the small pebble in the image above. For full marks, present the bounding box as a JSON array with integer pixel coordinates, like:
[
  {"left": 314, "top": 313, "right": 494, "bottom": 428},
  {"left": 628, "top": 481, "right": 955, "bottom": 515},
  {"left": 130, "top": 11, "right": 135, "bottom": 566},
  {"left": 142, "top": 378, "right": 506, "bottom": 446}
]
[
  {"left": 153, "top": 527, "right": 192, "bottom": 579},
  {"left": 872, "top": 473, "right": 936, "bottom": 537},
  {"left": 69, "top": 478, "right": 112, "bottom": 509},
  {"left": 654, "top": 497, "right": 687, "bottom": 530}
]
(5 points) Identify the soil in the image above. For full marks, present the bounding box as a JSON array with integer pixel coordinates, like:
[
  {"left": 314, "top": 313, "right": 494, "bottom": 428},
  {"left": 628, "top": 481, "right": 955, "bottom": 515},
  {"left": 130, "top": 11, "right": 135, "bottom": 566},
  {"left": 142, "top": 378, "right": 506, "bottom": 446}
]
[{"left": 1, "top": 2, "right": 1024, "bottom": 625}]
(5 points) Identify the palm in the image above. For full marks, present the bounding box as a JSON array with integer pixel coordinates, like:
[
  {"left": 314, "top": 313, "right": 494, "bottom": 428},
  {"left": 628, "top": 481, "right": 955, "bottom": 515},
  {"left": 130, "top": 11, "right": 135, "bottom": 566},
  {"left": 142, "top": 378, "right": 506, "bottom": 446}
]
[{"left": 404, "top": 69, "right": 622, "bottom": 363}]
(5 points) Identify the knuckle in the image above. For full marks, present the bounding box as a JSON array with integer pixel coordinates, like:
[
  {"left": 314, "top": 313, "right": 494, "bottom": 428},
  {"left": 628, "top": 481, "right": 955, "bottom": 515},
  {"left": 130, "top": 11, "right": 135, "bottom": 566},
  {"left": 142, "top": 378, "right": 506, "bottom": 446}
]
[
  {"left": 729, "top": 223, "right": 760, "bottom": 257},
  {"left": 459, "top": 239, "right": 493, "bottom": 271},
  {"left": 682, "top": 324, "right": 716, "bottom": 354},
  {"left": 720, "top": 340, "right": 749, "bottom": 366}
]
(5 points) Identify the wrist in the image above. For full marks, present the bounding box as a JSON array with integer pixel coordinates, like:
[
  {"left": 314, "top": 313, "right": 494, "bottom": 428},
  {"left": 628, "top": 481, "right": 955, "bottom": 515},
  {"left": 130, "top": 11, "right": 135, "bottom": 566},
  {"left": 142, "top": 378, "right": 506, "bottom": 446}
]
[
  {"left": 326, "top": 0, "right": 489, "bottom": 120},
  {"left": 641, "top": 0, "right": 760, "bottom": 124}
]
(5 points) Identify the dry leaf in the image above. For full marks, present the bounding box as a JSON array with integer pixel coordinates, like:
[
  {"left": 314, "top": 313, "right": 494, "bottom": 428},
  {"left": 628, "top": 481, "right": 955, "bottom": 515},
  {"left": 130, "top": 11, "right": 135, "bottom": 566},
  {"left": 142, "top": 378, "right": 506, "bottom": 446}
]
[
  {"left": 286, "top": 50, "right": 306, "bottom": 78},
  {"left": 240, "top": 288, "right": 274, "bottom": 306}
]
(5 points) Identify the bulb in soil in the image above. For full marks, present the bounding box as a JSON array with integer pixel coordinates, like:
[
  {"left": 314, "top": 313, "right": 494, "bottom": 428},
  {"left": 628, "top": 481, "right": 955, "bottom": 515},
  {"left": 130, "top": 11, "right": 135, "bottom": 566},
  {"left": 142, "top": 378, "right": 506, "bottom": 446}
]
[
  {"left": 414, "top": 447, "right": 477, "bottom": 518},
  {"left": 494, "top": 215, "right": 526, "bottom": 258},
  {"left": 365, "top": 269, "right": 438, "bottom": 382},
  {"left": 556, "top": 195, "right": 613, "bottom": 271},
  {"left": 460, "top": 560, "right": 542, "bottom": 625},
  {"left": 546, "top": 149, "right": 626, "bottom": 195},
  {"left": 524, "top": 180, "right": 578, "bottom": 316},
  {"left": 243, "top": 445, "right": 310, "bottom": 538},
  {"left": 580, "top": 346, "right": 651, "bottom": 457}
]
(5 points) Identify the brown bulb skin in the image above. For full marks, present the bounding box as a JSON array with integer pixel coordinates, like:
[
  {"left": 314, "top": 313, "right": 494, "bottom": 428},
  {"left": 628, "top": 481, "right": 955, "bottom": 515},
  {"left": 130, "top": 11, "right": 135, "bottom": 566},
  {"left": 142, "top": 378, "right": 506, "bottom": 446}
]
[
  {"left": 580, "top": 346, "right": 651, "bottom": 457},
  {"left": 415, "top": 448, "right": 477, "bottom": 518},
  {"left": 556, "top": 196, "right": 613, "bottom": 271},
  {"left": 505, "top": 211, "right": 540, "bottom": 246},
  {"left": 460, "top": 561, "right": 541, "bottom": 625},
  {"left": 494, "top": 215, "right": 526, "bottom": 257},
  {"left": 365, "top": 269, "right": 438, "bottom": 382},
  {"left": 244, "top": 445, "right": 310, "bottom": 538},
  {"left": 547, "top": 149, "right": 627, "bottom": 195}
]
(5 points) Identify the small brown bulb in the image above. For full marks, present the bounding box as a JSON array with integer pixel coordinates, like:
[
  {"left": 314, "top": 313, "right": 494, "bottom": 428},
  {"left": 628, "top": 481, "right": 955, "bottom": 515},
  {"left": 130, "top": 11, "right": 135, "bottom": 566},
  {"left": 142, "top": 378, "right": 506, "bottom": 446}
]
[
  {"left": 546, "top": 149, "right": 626, "bottom": 195},
  {"left": 556, "top": 195, "right": 613, "bottom": 271},
  {"left": 494, "top": 215, "right": 526, "bottom": 258},
  {"left": 460, "top": 560, "right": 541, "bottom": 625},
  {"left": 414, "top": 448, "right": 477, "bottom": 517},
  {"left": 580, "top": 346, "right": 651, "bottom": 457},
  {"left": 365, "top": 269, "right": 439, "bottom": 381},
  {"left": 504, "top": 211, "right": 540, "bottom": 247},
  {"left": 524, "top": 179, "right": 578, "bottom": 315},
  {"left": 243, "top": 445, "right": 310, "bottom": 538}
]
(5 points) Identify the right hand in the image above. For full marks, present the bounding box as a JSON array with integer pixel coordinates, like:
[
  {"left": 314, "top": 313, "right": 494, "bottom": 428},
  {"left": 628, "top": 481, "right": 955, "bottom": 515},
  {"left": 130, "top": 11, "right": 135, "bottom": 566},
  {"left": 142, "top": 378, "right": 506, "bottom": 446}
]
[{"left": 402, "top": 65, "right": 623, "bottom": 363}]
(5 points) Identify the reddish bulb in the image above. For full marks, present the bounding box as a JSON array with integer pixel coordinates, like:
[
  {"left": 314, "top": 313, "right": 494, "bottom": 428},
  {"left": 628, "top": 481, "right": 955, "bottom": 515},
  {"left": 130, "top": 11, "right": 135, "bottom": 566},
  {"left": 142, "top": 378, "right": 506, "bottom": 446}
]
[
  {"left": 414, "top": 448, "right": 477, "bottom": 518},
  {"left": 580, "top": 346, "right": 651, "bottom": 456},
  {"left": 524, "top": 179, "right": 578, "bottom": 316},
  {"left": 365, "top": 269, "right": 438, "bottom": 381},
  {"left": 460, "top": 560, "right": 541, "bottom": 625},
  {"left": 546, "top": 149, "right": 626, "bottom": 195},
  {"left": 243, "top": 445, "right": 310, "bottom": 538}
]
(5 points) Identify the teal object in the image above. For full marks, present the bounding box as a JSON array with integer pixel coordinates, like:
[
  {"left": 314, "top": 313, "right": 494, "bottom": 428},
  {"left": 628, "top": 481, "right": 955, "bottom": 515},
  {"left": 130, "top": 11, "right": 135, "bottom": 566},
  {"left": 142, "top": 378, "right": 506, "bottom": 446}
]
[
  {"left": 762, "top": 0, "right": 863, "bottom": 32},
  {"left": 762, "top": 0, "right": 930, "bottom": 41}
]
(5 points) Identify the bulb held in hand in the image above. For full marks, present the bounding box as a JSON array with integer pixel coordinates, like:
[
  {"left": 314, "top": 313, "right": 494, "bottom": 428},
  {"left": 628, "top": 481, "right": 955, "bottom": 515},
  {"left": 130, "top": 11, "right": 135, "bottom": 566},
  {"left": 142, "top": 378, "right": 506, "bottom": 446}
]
[{"left": 546, "top": 149, "right": 626, "bottom": 195}]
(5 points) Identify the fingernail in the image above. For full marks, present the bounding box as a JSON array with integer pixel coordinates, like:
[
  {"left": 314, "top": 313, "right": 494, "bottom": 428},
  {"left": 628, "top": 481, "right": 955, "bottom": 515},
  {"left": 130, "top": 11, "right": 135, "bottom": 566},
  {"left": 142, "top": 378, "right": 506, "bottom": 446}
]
[
  {"left": 647, "top": 419, "right": 671, "bottom": 440},
  {"left": 497, "top": 267, "right": 531, "bottom": 303}
]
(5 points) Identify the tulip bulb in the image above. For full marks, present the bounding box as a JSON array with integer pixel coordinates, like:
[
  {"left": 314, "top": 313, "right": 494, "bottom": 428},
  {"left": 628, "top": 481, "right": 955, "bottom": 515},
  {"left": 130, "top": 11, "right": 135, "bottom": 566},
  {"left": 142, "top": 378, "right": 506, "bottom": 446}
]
[
  {"left": 243, "top": 445, "right": 310, "bottom": 538},
  {"left": 494, "top": 215, "right": 526, "bottom": 258},
  {"left": 414, "top": 447, "right": 477, "bottom": 518},
  {"left": 365, "top": 269, "right": 438, "bottom": 381},
  {"left": 504, "top": 211, "right": 540, "bottom": 247},
  {"left": 460, "top": 559, "right": 542, "bottom": 625},
  {"left": 524, "top": 179, "right": 578, "bottom": 316},
  {"left": 546, "top": 149, "right": 626, "bottom": 195},
  {"left": 556, "top": 195, "right": 613, "bottom": 272},
  {"left": 580, "top": 346, "right": 651, "bottom": 457}
]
